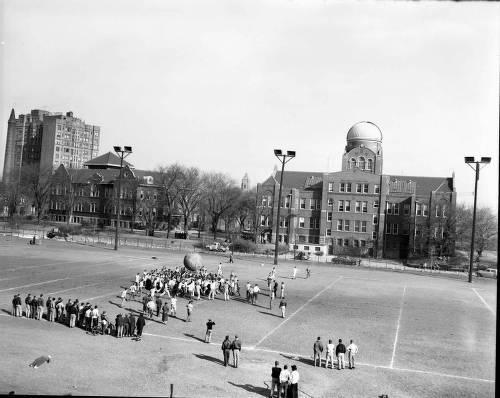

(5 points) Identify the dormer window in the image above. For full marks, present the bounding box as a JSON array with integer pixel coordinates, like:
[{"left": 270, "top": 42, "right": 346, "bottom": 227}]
[
  {"left": 350, "top": 158, "right": 356, "bottom": 169},
  {"left": 367, "top": 159, "right": 373, "bottom": 170},
  {"left": 358, "top": 157, "right": 366, "bottom": 169}
]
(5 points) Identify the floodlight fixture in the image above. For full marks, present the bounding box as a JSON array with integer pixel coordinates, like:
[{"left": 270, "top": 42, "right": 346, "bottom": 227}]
[
  {"left": 464, "top": 156, "right": 475, "bottom": 163},
  {"left": 113, "top": 146, "right": 122, "bottom": 153},
  {"left": 480, "top": 157, "right": 491, "bottom": 164},
  {"left": 124, "top": 146, "right": 133, "bottom": 153},
  {"left": 274, "top": 149, "right": 282, "bottom": 156},
  {"left": 287, "top": 150, "right": 296, "bottom": 157}
]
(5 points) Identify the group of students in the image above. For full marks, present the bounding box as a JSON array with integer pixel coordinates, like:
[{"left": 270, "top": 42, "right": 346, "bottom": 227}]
[
  {"left": 313, "top": 336, "right": 359, "bottom": 370},
  {"left": 270, "top": 361, "right": 300, "bottom": 398},
  {"left": 10, "top": 292, "right": 148, "bottom": 339}
]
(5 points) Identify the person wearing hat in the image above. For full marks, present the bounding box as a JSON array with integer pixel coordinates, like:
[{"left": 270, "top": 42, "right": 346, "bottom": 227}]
[
  {"left": 221, "top": 336, "right": 232, "bottom": 366},
  {"left": 231, "top": 335, "right": 242, "bottom": 368},
  {"left": 205, "top": 319, "right": 215, "bottom": 343},
  {"left": 136, "top": 312, "right": 146, "bottom": 340}
]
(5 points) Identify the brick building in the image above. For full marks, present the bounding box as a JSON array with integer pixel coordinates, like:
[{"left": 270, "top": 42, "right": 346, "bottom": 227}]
[
  {"left": 48, "top": 152, "right": 163, "bottom": 231},
  {"left": 256, "top": 122, "right": 456, "bottom": 259},
  {"left": 3, "top": 109, "right": 100, "bottom": 184}
]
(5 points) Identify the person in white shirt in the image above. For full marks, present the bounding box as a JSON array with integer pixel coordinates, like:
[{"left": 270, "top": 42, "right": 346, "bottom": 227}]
[
  {"left": 347, "top": 339, "right": 359, "bottom": 369},
  {"left": 91, "top": 306, "right": 99, "bottom": 329},
  {"left": 252, "top": 284, "right": 260, "bottom": 305},
  {"left": 289, "top": 365, "right": 299, "bottom": 398},
  {"left": 120, "top": 289, "right": 127, "bottom": 308},
  {"left": 292, "top": 266, "right": 297, "bottom": 279},
  {"left": 129, "top": 284, "right": 137, "bottom": 298},
  {"left": 325, "top": 339, "right": 335, "bottom": 369},
  {"left": 279, "top": 364, "right": 290, "bottom": 398},
  {"left": 170, "top": 296, "right": 177, "bottom": 316}
]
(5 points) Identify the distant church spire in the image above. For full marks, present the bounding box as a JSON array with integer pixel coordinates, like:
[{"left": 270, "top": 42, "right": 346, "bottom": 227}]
[{"left": 241, "top": 172, "right": 250, "bottom": 191}]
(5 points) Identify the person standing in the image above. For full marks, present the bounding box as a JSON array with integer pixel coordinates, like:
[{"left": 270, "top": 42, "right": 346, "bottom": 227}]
[
  {"left": 336, "top": 338, "right": 346, "bottom": 370},
  {"left": 280, "top": 282, "right": 285, "bottom": 299},
  {"left": 347, "top": 339, "right": 358, "bottom": 369},
  {"left": 205, "top": 319, "right": 215, "bottom": 343},
  {"left": 116, "top": 313, "right": 124, "bottom": 338},
  {"left": 279, "top": 299, "right": 287, "bottom": 318},
  {"left": 229, "top": 253, "right": 234, "bottom": 263},
  {"left": 120, "top": 288, "right": 127, "bottom": 308},
  {"left": 313, "top": 337, "right": 324, "bottom": 367},
  {"left": 69, "top": 303, "right": 78, "bottom": 328},
  {"left": 170, "top": 295, "right": 177, "bottom": 317},
  {"left": 161, "top": 302, "right": 169, "bottom": 325},
  {"left": 221, "top": 335, "right": 232, "bottom": 367},
  {"left": 325, "top": 339, "right": 335, "bottom": 369},
  {"left": 129, "top": 313, "right": 136, "bottom": 336},
  {"left": 186, "top": 300, "right": 193, "bottom": 322},
  {"left": 223, "top": 281, "right": 230, "bottom": 301},
  {"left": 91, "top": 306, "right": 99, "bottom": 330},
  {"left": 306, "top": 266, "right": 311, "bottom": 278},
  {"left": 36, "top": 294, "right": 44, "bottom": 320},
  {"left": 231, "top": 335, "right": 242, "bottom": 368},
  {"left": 270, "top": 361, "right": 281, "bottom": 398},
  {"left": 25, "top": 294, "right": 32, "bottom": 318},
  {"left": 252, "top": 284, "right": 260, "bottom": 305},
  {"left": 273, "top": 281, "right": 278, "bottom": 299},
  {"left": 136, "top": 312, "right": 146, "bottom": 340},
  {"left": 155, "top": 295, "right": 163, "bottom": 317},
  {"left": 269, "top": 289, "right": 274, "bottom": 310},
  {"left": 14, "top": 294, "right": 22, "bottom": 317},
  {"left": 292, "top": 266, "right": 297, "bottom": 279},
  {"left": 289, "top": 365, "right": 299, "bottom": 398},
  {"left": 279, "top": 365, "right": 290, "bottom": 398}
]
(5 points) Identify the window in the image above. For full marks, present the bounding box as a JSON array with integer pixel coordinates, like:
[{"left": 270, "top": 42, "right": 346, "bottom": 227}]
[
  {"left": 442, "top": 205, "right": 447, "bottom": 217},
  {"left": 309, "top": 199, "right": 316, "bottom": 210},
  {"left": 340, "top": 183, "right": 345, "bottom": 192},
  {"left": 394, "top": 203, "right": 399, "bottom": 215},
  {"left": 284, "top": 195, "right": 291, "bottom": 208},
  {"left": 355, "top": 201, "right": 361, "bottom": 212},
  {"left": 338, "top": 200, "right": 344, "bottom": 212},
  {"left": 372, "top": 231, "right": 378, "bottom": 239},
  {"left": 300, "top": 199, "right": 306, "bottom": 209},
  {"left": 373, "top": 215, "right": 378, "bottom": 225},
  {"left": 343, "top": 239, "right": 349, "bottom": 246},
  {"left": 90, "top": 203, "right": 97, "bottom": 213},
  {"left": 345, "top": 200, "right": 351, "bottom": 212},
  {"left": 337, "top": 220, "right": 343, "bottom": 231},
  {"left": 387, "top": 202, "right": 392, "bottom": 215},
  {"left": 354, "top": 240, "right": 360, "bottom": 248},
  {"left": 416, "top": 203, "right": 422, "bottom": 216},
  {"left": 267, "top": 196, "right": 272, "bottom": 207},
  {"left": 363, "top": 184, "right": 369, "bottom": 194},
  {"left": 344, "top": 220, "right": 350, "bottom": 232},
  {"left": 367, "top": 159, "right": 373, "bottom": 171},
  {"left": 404, "top": 204, "right": 410, "bottom": 216},
  {"left": 434, "top": 227, "right": 438, "bottom": 238},
  {"left": 299, "top": 217, "right": 305, "bottom": 228},
  {"left": 350, "top": 158, "right": 356, "bottom": 169},
  {"left": 326, "top": 228, "right": 332, "bottom": 236},
  {"left": 373, "top": 200, "right": 379, "bottom": 209},
  {"left": 435, "top": 205, "right": 440, "bottom": 217},
  {"left": 261, "top": 196, "right": 268, "bottom": 207},
  {"left": 260, "top": 215, "right": 266, "bottom": 226},
  {"left": 360, "top": 240, "right": 366, "bottom": 247},
  {"left": 279, "top": 217, "right": 288, "bottom": 227},
  {"left": 374, "top": 185, "right": 380, "bottom": 194},
  {"left": 337, "top": 238, "right": 343, "bottom": 246},
  {"left": 346, "top": 183, "right": 352, "bottom": 192},
  {"left": 315, "top": 247, "right": 321, "bottom": 252},
  {"left": 361, "top": 221, "right": 367, "bottom": 232},
  {"left": 362, "top": 201, "right": 368, "bottom": 213},
  {"left": 328, "top": 198, "right": 333, "bottom": 207},
  {"left": 310, "top": 218, "right": 320, "bottom": 229},
  {"left": 327, "top": 212, "right": 332, "bottom": 221},
  {"left": 423, "top": 204, "right": 428, "bottom": 216},
  {"left": 415, "top": 224, "right": 422, "bottom": 236},
  {"left": 299, "top": 235, "right": 306, "bottom": 243},
  {"left": 304, "top": 245, "right": 310, "bottom": 251},
  {"left": 356, "top": 184, "right": 362, "bottom": 193},
  {"left": 328, "top": 183, "right": 333, "bottom": 192},
  {"left": 392, "top": 224, "right": 399, "bottom": 235},
  {"left": 354, "top": 220, "right": 360, "bottom": 232},
  {"left": 358, "top": 157, "right": 366, "bottom": 169}
]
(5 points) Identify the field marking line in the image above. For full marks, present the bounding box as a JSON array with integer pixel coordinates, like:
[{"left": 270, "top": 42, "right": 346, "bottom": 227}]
[
  {"left": 390, "top": 284, "right": 407, "bottom": 369},
  {"left": 471, "top": 288, "right": 495, "bottom": 316},
  {"left": 82, "top": 292, "right": 119, "bottom": 302},
  {"left": 0, "top": 278, "right": 72, "bottom": 293},
  {"left": 385, "top": 365, "right": 495, "bottom": 384},
  {"left": 254, "top": 276, "right": 344, "bottom": 348},
  {"left": 143, "top": 332, "right": 195, "bottom": 343},
  {"left": 47, "top": 281, "right": 106, "bottom": 295}
]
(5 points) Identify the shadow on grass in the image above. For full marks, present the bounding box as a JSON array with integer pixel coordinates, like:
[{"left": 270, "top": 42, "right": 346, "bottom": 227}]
[
  {"left": 227, "top": 381, "right": 269, "bottom": 397},
  {"left": 184, "top": 333, "right": 206, "bottom": 343},
  {"left": 281, "top": 353, "right": 314, "bottom": 367},
  {"left": 258, "top": 311, "right": 281, "bottom": 318},
  {"left": 1, "top": 309, "right": 13, "bottom": 316},
  {"left": 194, "top": 353, "right": 224, "bottom": 366}
]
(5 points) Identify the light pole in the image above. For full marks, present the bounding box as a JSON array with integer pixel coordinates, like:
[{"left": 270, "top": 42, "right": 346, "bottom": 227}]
[
  {"left": 114, "top": 146, "right": 133, "bottom": 251},
  {"left": 273, "top": 149, "right": 296, "bottom": 265},
  {"left": 464, "top": 156, "right": 491, "bottom": 283}
]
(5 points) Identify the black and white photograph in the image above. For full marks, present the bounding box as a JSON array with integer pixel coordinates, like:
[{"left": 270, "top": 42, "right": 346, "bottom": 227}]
[{"left": 0, "top": 0, "right": 497, "bottom": 397}]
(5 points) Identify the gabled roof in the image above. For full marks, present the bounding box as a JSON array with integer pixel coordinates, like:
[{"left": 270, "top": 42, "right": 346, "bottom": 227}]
[
  {"left": 388, "top": 175, "right": 453, "bottom": 196},
  {"left": 262, "top": 171, "right": 324, "bottom": 190},
  {"left": 84, "top": 152, "right": 134, "bottom": 169},
  {"left": 54, "top": 165, "right": 159, "bottom": 186}
]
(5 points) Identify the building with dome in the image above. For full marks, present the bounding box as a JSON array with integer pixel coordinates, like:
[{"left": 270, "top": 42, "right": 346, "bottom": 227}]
[{"left": 256, "top": 122, "right": 456, "bottom": 260}]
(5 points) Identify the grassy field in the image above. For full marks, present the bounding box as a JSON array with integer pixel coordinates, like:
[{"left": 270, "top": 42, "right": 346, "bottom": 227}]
[{"left": 0, "top": 237, "right": 496, "bottom": 397}]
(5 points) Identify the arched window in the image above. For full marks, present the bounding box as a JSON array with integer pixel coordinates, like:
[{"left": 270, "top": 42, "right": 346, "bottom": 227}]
[
  {"left": 350, "top": 158, "right": 356, "bottom": 169},
  {"left": 358, "top": 157, "right": 366, "bottom": 169},
  {"left": 367, "top": 159, "right": 373, "bottom": 170}
]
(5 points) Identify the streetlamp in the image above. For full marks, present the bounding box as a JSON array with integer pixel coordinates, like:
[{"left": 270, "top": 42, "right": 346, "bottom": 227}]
[
  {"left": 273, "top": 149, "right": 296, "bottom": 265},
  {"left": 464, "top": 156, "right": 491, "bottom": 283},
  {"left": 114, "top": 146, "right": 133, "bottom": 251}
]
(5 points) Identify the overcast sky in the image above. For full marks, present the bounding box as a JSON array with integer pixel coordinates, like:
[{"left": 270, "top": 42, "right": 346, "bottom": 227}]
[{"left": 0, "top": 0, "right": 498, "bottom": 209}]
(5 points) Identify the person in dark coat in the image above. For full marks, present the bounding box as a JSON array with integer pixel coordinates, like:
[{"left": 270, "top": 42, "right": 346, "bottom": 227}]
[
  {"left": 162, "top": 303, "right": 169, "bottom": 324},
  {"left": 155, "top": 296, "right": 163, "bottom": 317},
  {"left": 129, "top": 313, "right": 136, "bottom": 337},
  {"left": 136, "top": 313, "right": 146, "bottom": 340},
  {"left": 116, "top": 314, "right": 124, "bottom": 338},
  {"left": 221, "top": 335, "right": 232, "bottom": 367}
]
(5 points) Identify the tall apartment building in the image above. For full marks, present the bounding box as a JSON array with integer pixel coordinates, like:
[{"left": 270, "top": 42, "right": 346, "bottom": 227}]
[
  {"left": 257, "top": 122, "right": 456, "bottom": 260},
  {"left": 2, "top": 109, "right": 100, "bottom": 183}
]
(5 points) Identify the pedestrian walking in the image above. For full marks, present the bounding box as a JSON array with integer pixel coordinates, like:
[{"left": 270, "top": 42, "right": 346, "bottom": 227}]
[
  {"left": 222, "top": 335, "right": 231, "bottom": 367},
  {"left": 270, "top": 361, "right": 281, "bottom": 398},
  {"left": 279, "top": 299, "right": 287, "bottom": 318},
  {"left": 205, "top": 319, "right": 215, "bottom": 343},
  {"left": 313, "top": 337, "right": 324, "bottom": 367},
  {"left": 231, "top": 335, "right": 241, "bottom": 368},
  {"left": 347, "top": 339, "right": 358, "bottom": 369},
  {"left": 336, "top": 338, "right": 346, "bottom": 370}
]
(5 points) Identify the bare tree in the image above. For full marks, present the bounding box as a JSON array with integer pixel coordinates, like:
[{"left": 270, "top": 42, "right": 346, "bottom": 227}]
[
  {"left": 177, "top": 166, "right": 203, "bottom": 234},
  {"left": 51, "top": 166, "right": 85, "bottom": 225},
  {"left": 136, "top": 187, "right": 160, "bottom": 236},
  {"left": 157, "top": 164, "right": 183, "bottom": 238},
  {"left": 20, "top": 164, "right": 53, "bottom": 224}
]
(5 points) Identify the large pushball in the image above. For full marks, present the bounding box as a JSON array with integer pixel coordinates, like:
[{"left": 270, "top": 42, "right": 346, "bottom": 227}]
[{"left": 184, "top": 253, "right": 203, "bottom": 272}]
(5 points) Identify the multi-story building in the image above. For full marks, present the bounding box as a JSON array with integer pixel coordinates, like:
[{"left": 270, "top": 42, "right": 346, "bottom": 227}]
[
  {"left": 2, "top": 109, "right": 100, "bottom": 183},
  {"left": 256, "top": 122, "right": 456, "bottom": 259},
  {"left": 48, "top": 152, "right": 163, "bottom": 232}
]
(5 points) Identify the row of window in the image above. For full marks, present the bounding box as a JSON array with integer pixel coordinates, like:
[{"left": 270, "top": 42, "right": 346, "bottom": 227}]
[
  {"left": 335, "top": 219, "right": 368, "bottom": 232},
  {"left": 335, "top": 238, "right": 368, "bottom": 247},
  {"left": 348, "top": 157, "right": 373, "bottom": 171}
]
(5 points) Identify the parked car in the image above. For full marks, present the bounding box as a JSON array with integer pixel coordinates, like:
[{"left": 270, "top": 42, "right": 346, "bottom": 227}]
[
  {"left": 477, "top": 268, "right": 497, "bottom": 278},
  {"left": 294, "top": 251, "right": 310, "bottom": 260},
  {"left": 206, "top": 242, "right": 228, "bottom": 252}
]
